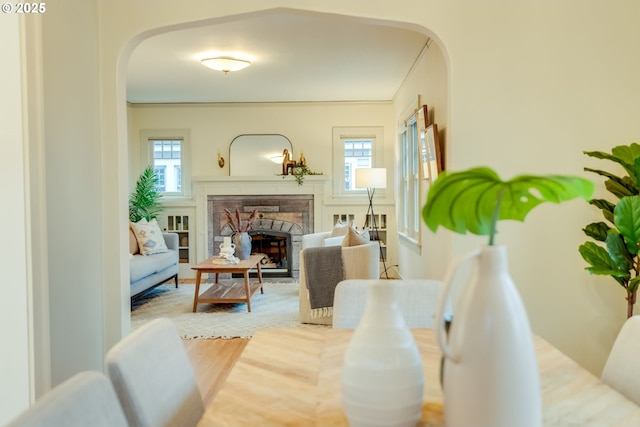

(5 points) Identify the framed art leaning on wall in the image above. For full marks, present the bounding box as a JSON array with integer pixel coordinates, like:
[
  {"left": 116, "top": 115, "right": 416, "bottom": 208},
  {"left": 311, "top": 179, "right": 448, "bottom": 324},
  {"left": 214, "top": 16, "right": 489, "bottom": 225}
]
[{"left": 424, "top": 123, "right": 443, "bottom": 183}]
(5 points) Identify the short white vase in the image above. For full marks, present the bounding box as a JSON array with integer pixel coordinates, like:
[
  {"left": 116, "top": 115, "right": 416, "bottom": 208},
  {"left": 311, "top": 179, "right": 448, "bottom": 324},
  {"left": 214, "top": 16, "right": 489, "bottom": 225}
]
[
  {"left": 436, "top": 245, "right": 541, "bottom": 427},
  {"left": 342, "top": 281, "right": 424, "bottom": 427}
]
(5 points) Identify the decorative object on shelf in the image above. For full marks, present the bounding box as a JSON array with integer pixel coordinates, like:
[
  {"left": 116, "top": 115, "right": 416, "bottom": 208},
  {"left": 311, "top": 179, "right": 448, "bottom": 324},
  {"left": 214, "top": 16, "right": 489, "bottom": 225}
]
[
  {"left": 579, "top": 143, "right": 640, "bottom": 318},
  {"left": 219, "top": 236, "right": 236, "bottom": 257},
  {"left": 233, "top": 232, "right": 252, "bottom": 260},
  {"left": 342, "top": 281, "right": 424, "bottom": 427},
  {"left": 290, "top": 164, "right": 322, "bottom": 186},
  {"left": 224, "top": 208, "right": 258, "bottom": 260},
  {"left": 282, "top": 148, "right": 297, "bottom": 175},
  {"left": 423, "top": 166, "right": 593, "bottom": 427},
  {"left": 217, "top": 151, "right": 225, "bottom": 168},
  {"left": 355, "top": 167, "right": 388, "bottom": 278},
  {"left": 129, "top": 165, "right": 163, "bottom": 222},
  {"left": 298, "top": 152, "right": 306, "bottom": 166}
]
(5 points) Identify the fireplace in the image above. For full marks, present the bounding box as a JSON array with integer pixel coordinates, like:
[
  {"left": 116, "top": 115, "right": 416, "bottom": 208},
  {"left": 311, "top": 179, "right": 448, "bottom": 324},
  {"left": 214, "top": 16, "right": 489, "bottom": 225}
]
[{"left": 207, "top": 194, "right": 314, "bottom": 279}]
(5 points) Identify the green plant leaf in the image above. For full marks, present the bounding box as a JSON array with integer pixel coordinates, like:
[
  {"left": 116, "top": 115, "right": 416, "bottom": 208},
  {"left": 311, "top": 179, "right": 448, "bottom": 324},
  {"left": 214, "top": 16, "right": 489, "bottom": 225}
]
[
  {"left": 614, "top": 196, "right": 640, "bottom": 255},
  {"left": 588, "top": 199, "right": 615, "bottom": 223},
  {"left": 605, "top": 179, "right": 636, "bottom": 199},
  {"left": 629, "top": 277, "right": 640, "bottom": 293},
  {"left": 584, "top": 143, "right": 640, "bottom": 182},
  {"left": 584, "top": 168, "right": 639, "bottom": 196},
  {"left": 423, "top": 167, "right": 594, "bottom": 244},
  {"left": 129, "top": 165, "right": 163, "bottom": 222},
  {"left": 605, "top": 231, "right": 634, "bottom": 272},
  {"left": 578, "top": 242, "right": 629, "bottom": 278},
  {"left": 583, "top": 222, "right": 611, "bottom": 242}
]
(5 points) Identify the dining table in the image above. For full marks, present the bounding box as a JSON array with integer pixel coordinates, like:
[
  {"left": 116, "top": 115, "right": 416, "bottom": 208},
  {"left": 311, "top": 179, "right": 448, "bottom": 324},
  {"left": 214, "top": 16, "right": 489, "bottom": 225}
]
[{"left": 196, "top": 328, "right": 640, "bottom": 427}]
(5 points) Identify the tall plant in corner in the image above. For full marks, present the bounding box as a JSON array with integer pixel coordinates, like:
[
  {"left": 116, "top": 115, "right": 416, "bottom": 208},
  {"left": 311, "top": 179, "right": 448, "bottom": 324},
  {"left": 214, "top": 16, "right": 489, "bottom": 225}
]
[
  {"left": 129, "top": 165, "right": 163, "bottom": 222},
  {"left": 579, "top": 143, "right": 640, "bottom": 318}
]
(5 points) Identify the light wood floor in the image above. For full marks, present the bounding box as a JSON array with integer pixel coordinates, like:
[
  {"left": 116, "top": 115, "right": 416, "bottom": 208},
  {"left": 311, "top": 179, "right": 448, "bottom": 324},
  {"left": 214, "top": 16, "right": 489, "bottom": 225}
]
[{"left": 183, "top": 338, "right": 248, "bottom": 405}]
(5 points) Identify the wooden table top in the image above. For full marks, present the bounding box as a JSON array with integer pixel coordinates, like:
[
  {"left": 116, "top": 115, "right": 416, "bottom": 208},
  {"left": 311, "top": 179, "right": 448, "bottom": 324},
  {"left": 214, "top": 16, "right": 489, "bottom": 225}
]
[
  {"left": 197, "top": 328, "right": 640, "bottom": 427},
  {"left": 191, "top": 254, "right": 265, "bottom": 272}
]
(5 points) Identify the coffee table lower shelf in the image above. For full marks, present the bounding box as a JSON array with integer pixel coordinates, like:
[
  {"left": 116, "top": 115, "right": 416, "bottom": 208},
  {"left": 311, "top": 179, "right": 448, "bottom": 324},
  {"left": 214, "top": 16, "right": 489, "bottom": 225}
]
[{"left": 194, "top": 281, "right": 263, "bottom": 309}]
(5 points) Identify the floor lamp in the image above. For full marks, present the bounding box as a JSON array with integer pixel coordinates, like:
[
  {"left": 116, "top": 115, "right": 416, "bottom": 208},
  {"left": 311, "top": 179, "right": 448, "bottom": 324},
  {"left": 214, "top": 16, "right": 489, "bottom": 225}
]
[{"left": 355, "top": 167, "right": 389, "bottom": 279}]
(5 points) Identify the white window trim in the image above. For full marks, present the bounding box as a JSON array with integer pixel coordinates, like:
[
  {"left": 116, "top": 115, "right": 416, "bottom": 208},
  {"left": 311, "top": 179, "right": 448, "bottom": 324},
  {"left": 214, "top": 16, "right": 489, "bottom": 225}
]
[
  {"left": 397, "top": 102, "right": 422, "bottom": 247},
  {"left": 140, "top": 129, "right": 191, "bottom": 198},
  {"left": 332, "top": 126, "right": 384, "bottom": 197}
]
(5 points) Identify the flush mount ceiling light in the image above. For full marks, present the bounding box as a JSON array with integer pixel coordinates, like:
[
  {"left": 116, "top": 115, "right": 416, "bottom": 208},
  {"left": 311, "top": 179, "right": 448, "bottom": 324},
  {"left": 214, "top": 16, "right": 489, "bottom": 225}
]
[{"left": 200, "top": 56, "right": 251, "bottom": 74}]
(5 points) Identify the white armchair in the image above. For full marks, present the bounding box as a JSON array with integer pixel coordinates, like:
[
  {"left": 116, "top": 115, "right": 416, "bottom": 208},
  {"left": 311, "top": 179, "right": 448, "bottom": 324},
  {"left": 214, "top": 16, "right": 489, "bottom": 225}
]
[{"left": 299, "top": 231, "right": 380, "bottom": 325}]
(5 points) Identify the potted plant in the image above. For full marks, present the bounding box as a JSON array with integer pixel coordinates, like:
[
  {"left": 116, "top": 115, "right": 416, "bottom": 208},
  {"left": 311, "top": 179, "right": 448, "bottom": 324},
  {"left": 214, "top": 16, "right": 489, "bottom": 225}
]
[
  {"left": 224, "top": 208, "right": 258, "bottom": 260},
  {"left": 422, "top": 166, "right": 593, "bottom": 427},
  {"left": 579, "top": 143, "right": 640, "bottom": 318},
  {"left": 291, "top": 164, "right": 323, "bottom": 186},
  {"left": 129, "top": 165, "right": 163, "bottom": 222}
]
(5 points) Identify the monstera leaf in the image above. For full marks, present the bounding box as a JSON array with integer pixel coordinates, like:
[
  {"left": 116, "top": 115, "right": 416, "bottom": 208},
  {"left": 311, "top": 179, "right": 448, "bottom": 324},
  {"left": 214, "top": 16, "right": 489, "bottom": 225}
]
[{"left": 422, "top": 167, "right": 594, "bottom": 245}]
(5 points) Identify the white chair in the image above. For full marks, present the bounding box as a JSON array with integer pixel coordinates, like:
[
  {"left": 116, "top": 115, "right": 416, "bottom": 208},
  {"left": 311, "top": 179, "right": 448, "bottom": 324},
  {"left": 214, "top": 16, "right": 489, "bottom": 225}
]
[
  {"left": 6, "top": 371, "right": 128, "bottom": 427},
  {"left": 332, "top": 279, "right": 443, "bottom": 329},
  {"left": 601, "top": 315, "right": 640, "bottom": 405},
  {"left": 105, "top": 317, "right": 204, "bottom": 427},
  {"left": 299, "top": 231, "right": 380, "bottom": 325}
]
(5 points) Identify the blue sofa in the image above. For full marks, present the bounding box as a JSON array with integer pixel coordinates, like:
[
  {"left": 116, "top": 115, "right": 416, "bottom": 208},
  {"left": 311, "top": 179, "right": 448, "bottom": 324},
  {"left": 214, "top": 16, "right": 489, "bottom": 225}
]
[{"left": 129, "top": 231, "right": 179, "bottom": 300}]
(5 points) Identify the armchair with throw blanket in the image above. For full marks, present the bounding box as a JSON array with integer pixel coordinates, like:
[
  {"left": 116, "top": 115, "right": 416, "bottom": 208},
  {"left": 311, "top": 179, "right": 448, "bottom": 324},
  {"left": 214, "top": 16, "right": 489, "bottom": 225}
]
[{"left": 299, "top": 227, "right": 380, "bottom": 325}]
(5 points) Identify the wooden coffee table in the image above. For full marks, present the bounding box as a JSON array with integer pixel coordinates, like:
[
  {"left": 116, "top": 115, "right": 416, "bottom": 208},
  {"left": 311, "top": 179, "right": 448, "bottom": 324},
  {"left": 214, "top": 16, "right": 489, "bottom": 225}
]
[{"left": 191, "top": 254, "right": 266, "bottom": 312}]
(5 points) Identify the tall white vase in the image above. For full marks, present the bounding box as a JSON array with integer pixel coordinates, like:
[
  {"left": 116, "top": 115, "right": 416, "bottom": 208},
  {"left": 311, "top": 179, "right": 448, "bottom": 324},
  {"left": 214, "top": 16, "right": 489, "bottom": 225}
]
[
  {"left": 436, "top": 245, "right": 541, "bottom": 427},
  {"left": 342, "top": 281, "right": 424, "bottom": 427}
]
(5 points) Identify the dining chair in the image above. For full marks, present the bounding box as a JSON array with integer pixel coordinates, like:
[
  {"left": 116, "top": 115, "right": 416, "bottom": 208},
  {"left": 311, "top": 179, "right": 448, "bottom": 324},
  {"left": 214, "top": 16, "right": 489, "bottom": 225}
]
[
  {"left": 601, "top": 315, "right": 640, "bottom": 405},
  {"left": 105, "top": 317, "right": 204, "bottom": 427},
  {"left": 6, "top": 371, "right": 128, "bottom": 427},
  {"left": 332, "top": 279, "right": 443, "bottom": 329}
]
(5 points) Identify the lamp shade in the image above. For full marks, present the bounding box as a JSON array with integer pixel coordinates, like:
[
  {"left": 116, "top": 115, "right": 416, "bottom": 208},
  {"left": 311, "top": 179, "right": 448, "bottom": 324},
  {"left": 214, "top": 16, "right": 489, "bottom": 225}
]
[
  {"left": 356, "top": 168, "right": 387, "bottom": 189},
  {"left": 201, "top": 57, "right": 251, "bottom": 74}
]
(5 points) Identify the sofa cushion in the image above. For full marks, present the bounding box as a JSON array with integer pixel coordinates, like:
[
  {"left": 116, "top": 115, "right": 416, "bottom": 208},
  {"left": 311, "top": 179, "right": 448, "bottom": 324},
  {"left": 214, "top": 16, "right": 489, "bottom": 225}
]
[
  {"left": 323, "top": 236, "right": 345, "bottom": 246},
  {"left": 129, "top": 227, "right": 140, "bottom": 255},
  {"left": 342, "top": 227, "right": 370, "bottom": 247},
  {"left": 330, "top": 220, "right": 353, "bottom": 238},
  {"left": 130, "top": 218, "right": 168, "bottom": 255},
  {"left": 130, "top": 250, "right": 178, "bottom": 283}
]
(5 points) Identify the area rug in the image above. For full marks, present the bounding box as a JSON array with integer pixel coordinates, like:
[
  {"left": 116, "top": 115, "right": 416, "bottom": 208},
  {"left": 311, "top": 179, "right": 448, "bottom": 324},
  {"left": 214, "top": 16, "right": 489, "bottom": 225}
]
[{"left": 130, "top": 281, "right": 328, "bottom": 339}]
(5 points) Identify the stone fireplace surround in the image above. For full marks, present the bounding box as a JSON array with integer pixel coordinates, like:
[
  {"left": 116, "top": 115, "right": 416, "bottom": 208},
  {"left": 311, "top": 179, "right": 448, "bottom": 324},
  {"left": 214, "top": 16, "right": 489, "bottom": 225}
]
[
  {"left": 193, "top": 176, "right": 327, "bottom": 280},
  {"left": 207, "top": 194, "right": 313, "bottom": 278}
]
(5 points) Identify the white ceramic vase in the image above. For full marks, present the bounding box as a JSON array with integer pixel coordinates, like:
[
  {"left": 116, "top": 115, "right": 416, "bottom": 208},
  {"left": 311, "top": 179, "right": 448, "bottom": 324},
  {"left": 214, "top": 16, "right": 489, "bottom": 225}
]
[
  {"left": 436, "top": 245, "right": 541, "bottom": 427},
  {"left": 342, "top": 281, "right": 424, "bottom": 427}
]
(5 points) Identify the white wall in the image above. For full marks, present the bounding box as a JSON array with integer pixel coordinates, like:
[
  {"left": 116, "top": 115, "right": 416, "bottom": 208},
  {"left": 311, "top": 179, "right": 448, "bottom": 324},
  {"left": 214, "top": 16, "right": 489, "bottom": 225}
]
[
  {"left": 394, "top": 40, "right": 451, "bottom": 281},
  {"left": 0, "top": 13, "right": 31, "bottom": 425},
  {"left": 41, "top": 0, "right": 106, "bottom": 386}
]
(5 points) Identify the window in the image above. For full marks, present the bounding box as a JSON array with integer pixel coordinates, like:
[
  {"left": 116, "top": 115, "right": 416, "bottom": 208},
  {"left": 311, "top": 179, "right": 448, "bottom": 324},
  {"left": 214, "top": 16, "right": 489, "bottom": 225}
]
[
  {"left": 332, "top": 127, "right": 384, "bottom": 196},
  {"left": 140, "top": 130, "right": 190, "bottom": 197},
  {"left": 398, "top": 115, "right": 420, "bottom": 242}
]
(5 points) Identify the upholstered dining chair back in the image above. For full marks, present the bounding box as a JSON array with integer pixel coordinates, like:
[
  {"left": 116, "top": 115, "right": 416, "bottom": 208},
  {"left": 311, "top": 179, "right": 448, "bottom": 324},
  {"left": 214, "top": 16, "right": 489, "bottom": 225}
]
[
  {"left": 332, "top": 279, "right": 443, "bottom": 329},
  {"left": 105, "top": 317, "right": 204, "bottom": 427},
  {"left": 6, "top": 371, "right": 128, "bottom": 427},
  {"left": 601, "top": 315, "right": 640, "bottom": 405}
]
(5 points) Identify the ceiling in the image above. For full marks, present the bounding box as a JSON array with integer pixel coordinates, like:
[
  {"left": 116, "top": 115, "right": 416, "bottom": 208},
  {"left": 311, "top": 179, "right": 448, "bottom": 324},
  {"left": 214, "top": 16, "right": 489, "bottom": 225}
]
[{"left": 126, "top": 10, "right": 430, "bottom": 104}]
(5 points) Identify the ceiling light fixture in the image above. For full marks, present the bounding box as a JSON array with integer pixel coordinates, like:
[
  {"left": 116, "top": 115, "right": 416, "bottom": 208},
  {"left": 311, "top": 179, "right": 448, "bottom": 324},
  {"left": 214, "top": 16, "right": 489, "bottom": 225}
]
[{"left": 200, "top": 56, "right": 251, "bottom": 74}]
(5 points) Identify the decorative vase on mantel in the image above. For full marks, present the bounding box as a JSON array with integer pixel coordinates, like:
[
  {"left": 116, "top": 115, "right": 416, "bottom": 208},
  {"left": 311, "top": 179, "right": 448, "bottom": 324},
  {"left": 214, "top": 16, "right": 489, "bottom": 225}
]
[
  {"left": 341, "top": 281, "right": 424, "bottom": 427},
  {"left": 233, "top": 232, "right": 252, "bottom": 260},
  {"left": 436, "top": 245, "right": 541, "bottom": 427}
]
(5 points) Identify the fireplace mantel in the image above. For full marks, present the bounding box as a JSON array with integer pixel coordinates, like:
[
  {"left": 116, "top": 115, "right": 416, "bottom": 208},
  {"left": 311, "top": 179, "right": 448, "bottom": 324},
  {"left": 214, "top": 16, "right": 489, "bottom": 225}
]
[{"left": 192, "top": 175, "right": 327, "bottom": 272}]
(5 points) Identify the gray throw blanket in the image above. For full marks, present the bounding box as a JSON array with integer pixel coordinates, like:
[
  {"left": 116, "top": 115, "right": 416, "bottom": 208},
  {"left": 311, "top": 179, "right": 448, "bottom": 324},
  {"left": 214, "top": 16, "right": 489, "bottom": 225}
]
[{"left": 304, "top": 246, "right": 345, "bottom": 318}]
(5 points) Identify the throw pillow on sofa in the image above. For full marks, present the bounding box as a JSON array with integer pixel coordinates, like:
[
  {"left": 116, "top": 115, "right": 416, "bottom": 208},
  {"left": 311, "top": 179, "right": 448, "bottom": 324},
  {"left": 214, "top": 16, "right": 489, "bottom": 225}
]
[
  {"left": 130, "top": 218, "right": 168, "bottom": 255},
  {"left": 342, "top": 226, "right": 370, "bottom": 247}
]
